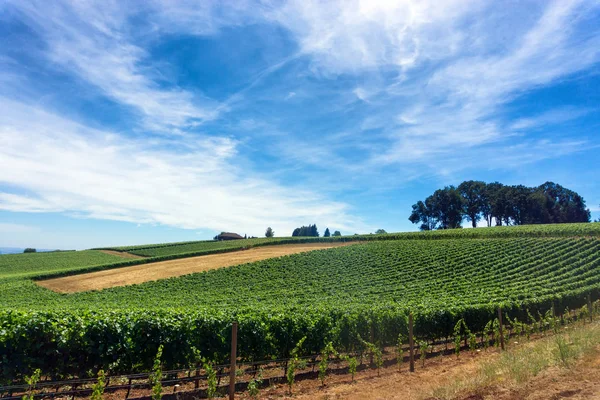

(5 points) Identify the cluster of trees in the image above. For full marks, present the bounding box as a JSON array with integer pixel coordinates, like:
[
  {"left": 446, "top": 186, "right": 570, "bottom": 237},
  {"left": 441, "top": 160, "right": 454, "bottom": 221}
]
[
  {"left": 409, "top": 181, "right": 591, "bottom": 231},
  {"left": 290, "top": 225, "right": 341, "bottom": 237},
  {"left": 292, "top": 224, "right": 319, "bottom": 237},
  {"left": 23, "top": 248, "right": 36, "bottom": 253}
]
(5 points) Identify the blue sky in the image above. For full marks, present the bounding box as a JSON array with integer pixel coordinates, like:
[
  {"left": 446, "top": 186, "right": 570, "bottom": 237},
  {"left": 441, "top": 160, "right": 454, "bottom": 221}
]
[{"left": 0, "top": 0, "right": 599, "bottom": 249}]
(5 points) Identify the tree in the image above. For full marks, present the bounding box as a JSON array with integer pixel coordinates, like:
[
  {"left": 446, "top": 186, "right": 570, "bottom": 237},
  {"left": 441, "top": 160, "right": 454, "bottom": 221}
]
[
  {"left": 409, "top": 187, "right": 463, "bottom": 230},
  {"left": 323, "top": 228, "right": 331, "bottom": 237},
  {"left": 375, "top": 229, "right": 387, "bottom": 234},
  {"left": 535, "top": 182, "right": 590, "bottom": 223},
  {"left": 23, "top": 248, "right": 36, "bottom": 253},
  {"left": 311, "top": 224, "right": 319, "bottom": 237},
  {"left": 265, "top": 227, "right": 274, "bottom": 238},
  {"left": 291, "top": 224, "right": 319, "bottom": 237},
  {"left": 332, "top": 230, "right": 341, "bottom": 237},
  {"left": 409, "top": 200, "right": 436, "bottom": 231},
  {"left": 458, "top": 180, "right": 486, "bottom": 228}
]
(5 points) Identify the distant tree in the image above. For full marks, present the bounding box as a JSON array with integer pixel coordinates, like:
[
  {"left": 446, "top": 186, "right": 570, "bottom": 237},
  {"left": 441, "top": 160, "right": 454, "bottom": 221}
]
[
  {"left": 265, "top": 227, "right": 274, "bottom": 238},
  {"left": 332, "top": 231, "right": 342, "bottom": 237},
  {"left": 311, "top": 224, "right": 319, "bottom": 237},
  {"left": 433, "top": 186, "right": 464, "bottom": 229},
  {"left": 375, "top": 229, "right": 387, "bottom": 234},
  {"left": 414, "top": 180, "right": 590, "bottom": 229},
  {"left": 482, "top": 182, "right": 505, "bottom": 226},
  {"left": 244, "top": 234, "right": 247, "bottom": 239},
  {"left": 323, "top": 228, "right": 331, "bottom": 237},
  {"left": 409, "top": 200, "right": 436, "bottom": 231},
  {"left": 292, "top": 224, "right": 319, "bottom": 237},
  {"left": 458, "top": 180, "right": 486, "bottom": 228},
  {"left": 535, "top": 182, "right": 590, "bottom": 223},
  {"left": 23, "top": 248, "right": 36, "bottom": 253}
]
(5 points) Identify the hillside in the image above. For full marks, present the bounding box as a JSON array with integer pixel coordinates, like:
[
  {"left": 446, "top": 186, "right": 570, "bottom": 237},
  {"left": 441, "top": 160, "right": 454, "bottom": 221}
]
[{"left": 1, "top": 223, "right": 600, "bottom": 383}]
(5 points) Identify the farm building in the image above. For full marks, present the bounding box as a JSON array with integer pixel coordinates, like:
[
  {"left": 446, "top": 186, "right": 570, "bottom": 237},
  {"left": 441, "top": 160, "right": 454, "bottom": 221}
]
[{"left": 215, "top": 232, "right": 244, "bottom": 241}]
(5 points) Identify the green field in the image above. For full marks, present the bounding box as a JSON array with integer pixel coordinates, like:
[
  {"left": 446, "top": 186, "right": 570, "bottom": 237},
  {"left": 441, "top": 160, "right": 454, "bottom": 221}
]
[
  {"left": 0, "top": 250, "right": 127, "bottom": 279},
  {"left": 1, "top": 223, "right": 600, "bottom": 382}
]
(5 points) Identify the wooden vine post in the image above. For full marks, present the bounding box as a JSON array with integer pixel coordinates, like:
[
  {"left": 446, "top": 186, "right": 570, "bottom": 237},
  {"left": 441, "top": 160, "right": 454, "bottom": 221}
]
[
  {"left": 408, "top": 312, "right": 415, "bottom": 372},
  {"left": 229, "top": 321, "right": 238, "bottom": 400},
  {"left": 497, "top": 307, "right": 505, "bottom": 351},
  {"left": 589, "top": 295, "right": 593, "bottom": 322}
]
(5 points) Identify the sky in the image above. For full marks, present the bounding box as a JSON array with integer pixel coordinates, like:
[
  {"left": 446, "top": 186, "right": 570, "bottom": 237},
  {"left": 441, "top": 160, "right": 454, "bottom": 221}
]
[{"left": 0, "top": 0, "right": 599, "bottom": 250}]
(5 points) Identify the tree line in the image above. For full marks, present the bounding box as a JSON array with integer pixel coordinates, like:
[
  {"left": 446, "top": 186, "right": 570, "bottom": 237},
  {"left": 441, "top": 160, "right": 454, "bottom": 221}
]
[
  {"left": 409, "top": 181, "right": 591, "bottom": 231},
  {"left": 290, "top": 225, "right": 341, "bottom": 237}
]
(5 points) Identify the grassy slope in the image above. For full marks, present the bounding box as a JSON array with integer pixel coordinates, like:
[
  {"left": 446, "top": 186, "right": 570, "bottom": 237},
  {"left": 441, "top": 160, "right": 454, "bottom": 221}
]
[
  {"left": 427, "top": 320, "right": 600, "bottom": 399},
  {"left": 87, "top": 222, "right": 600, "bottom": 263},
  {"left": 1, "top": 223, "right": 599, "bottom": 311},
  {"left": 3, "top": 237, "right": 600, "bottom": 314},
  {"left": 0, "top": 250, "right": 127, "bottom": 279}
]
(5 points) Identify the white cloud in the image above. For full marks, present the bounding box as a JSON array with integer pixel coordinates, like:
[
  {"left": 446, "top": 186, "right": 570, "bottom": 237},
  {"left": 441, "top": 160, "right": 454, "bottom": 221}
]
[
  {"left": 5, "top": 1, "right": 222, "bottom": 132},
  {"left": 0, "top": 223, "right": 41, "bottom": 234},
  {"left": 268, "top": 0, "right": 480, "bottom": 74},
  {"left": 353, "top": 87, "right": 370, "bottom": 102},
  {"left": 510, "top": 107, "right": 593, "bottom": 130},
  {"left": 373, "top": 0, "right": 600, "bottom": 166},
  {"left": 256, "top": 0, "right": 599, "bottom": 172},
  {"left": 0, "top": 98, "right": 368, "bottom": 235}
]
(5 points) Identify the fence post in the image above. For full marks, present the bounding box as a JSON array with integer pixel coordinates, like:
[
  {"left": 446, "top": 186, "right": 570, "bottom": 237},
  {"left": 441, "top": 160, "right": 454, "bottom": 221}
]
[
  {"left": 498, "top": 307, "right": 505, "bottom": 351},
  {"left": 229, "top": 321, "right": 238, "bottom": 400},
  {"left": 589, "top": 295, "right": 593, "bottom": 322},
  {"left": 409, "top": 313, "right": 415, "bottom": 372}
]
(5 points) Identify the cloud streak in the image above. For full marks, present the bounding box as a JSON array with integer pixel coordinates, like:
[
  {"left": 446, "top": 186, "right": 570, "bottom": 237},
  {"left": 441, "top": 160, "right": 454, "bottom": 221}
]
[
  {"left": 0, "top": 98, "right": 369, "bottom": 235},
  {"left": 5, "top": 1, "right": 223, "bottom": 132}
]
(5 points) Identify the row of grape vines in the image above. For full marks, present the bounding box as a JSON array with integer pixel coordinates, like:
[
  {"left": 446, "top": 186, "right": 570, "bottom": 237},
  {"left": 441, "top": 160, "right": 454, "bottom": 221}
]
[{"left": 2, "top": 236, "right": 600, "bottom": 383}]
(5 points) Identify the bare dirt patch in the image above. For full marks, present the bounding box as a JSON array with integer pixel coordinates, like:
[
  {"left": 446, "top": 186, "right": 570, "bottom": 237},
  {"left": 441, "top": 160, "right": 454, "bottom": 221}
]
[
  {"left": 38, "top": 242, "right": 356, "bottom": 293},
  {"left": 98, "top": 249, "right": 145, "bottom": 259}
]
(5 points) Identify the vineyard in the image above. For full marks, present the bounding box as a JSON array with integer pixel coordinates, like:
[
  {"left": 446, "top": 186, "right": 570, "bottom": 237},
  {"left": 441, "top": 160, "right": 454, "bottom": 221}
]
[{"left": 1, "top": 224, "right": 600, "bottom": 386}]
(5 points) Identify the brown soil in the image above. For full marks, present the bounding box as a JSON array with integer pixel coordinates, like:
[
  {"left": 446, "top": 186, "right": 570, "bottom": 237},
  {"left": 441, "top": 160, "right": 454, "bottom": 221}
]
[
  {"left": 38, "top": 242, "right": 356, "bottom": 293},
  {"left": 98, "top": 249, "right": 145, "bottom": 259},
  {"left": 247, "top": 346, "right": 600, "bottom": 400},
  {"left": 252, "top": 351, "right": 497, "bottom": 400}
]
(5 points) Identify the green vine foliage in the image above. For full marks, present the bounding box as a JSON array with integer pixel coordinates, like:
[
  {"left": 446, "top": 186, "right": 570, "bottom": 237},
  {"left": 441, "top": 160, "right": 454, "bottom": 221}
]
[
  {"left": 2, "top": 227, "right": 600, "bottom": 382},
  {"left": 203, "top": 359, "right": 217, "bottom": 399},
  {"left": 21, "top": 369, "right": 40, "bottom": 400},
  {"left": 90, "top": 370, "right": 106, "bottom": 400},
  {"left": 319, "top": 342, "right": 337, "bottom": 386},
  {"left": 286, "top": 336, "right": 307, "bottom": 394},
  {"left": 453, "top": 319, "right": 463, "bottom": 358},
  {"left": 419, "top": 341, "right": 428, "bottom": 367},
  {"left": 150, "top": 345, "right": 163, "bottom": 400},
  {"left": 247, "top": 367, "right": 263, "bottom": 398},
  {"left": 397, "top": 334, "right": 405, "bottom": 370}
]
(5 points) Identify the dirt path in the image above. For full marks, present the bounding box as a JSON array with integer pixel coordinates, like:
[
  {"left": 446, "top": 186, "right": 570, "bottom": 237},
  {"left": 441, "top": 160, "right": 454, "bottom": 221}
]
[
  {"left": 98, "top": 249, "right": 144, "bottom": 259},
  {"left": 38, "top": 242, "right": 356, "bottom": 293},
  {"left": 252, "top": 338, "right": 600, "bottom": 400}
]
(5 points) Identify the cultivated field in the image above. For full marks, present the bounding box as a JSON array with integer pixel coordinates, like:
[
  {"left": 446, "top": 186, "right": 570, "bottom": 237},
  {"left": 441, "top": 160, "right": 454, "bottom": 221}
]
[
  {"left": 39, "top": 242, "right": 355, "bottom": 292},
  {"left": 2, "top": 223, "right": 600, "bottom": 386}
]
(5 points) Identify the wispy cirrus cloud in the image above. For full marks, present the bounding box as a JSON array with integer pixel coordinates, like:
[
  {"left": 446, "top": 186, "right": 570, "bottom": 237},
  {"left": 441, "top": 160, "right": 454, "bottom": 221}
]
[
  {"left": 510, "top": 107, "right": 594, "bottom": 130},
  {"left": 4, "top": 1, "right": 224, "bottom": 132},
  {"left": 0, "top": 0, "right": 598, "bottom": 242},
  {"left": 263, "top": 0, "right": 600, "bottom": 174},
  {"left": 0, "top": 97, "right": 369, "bottom": 235}
]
